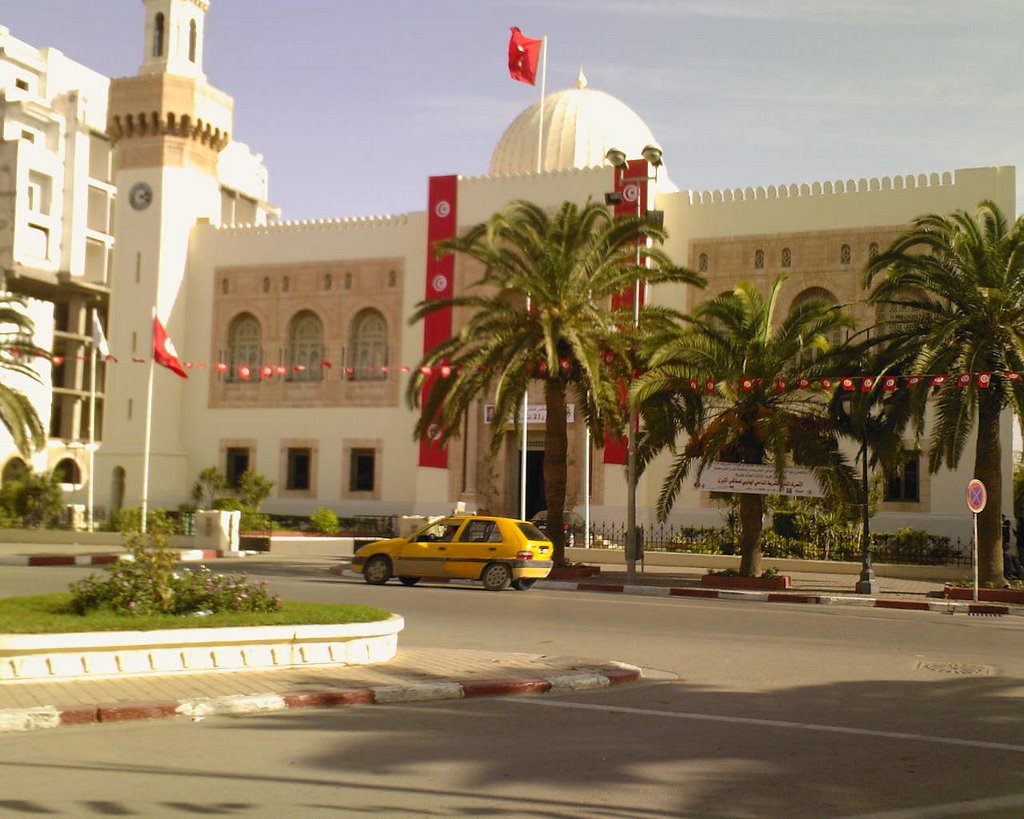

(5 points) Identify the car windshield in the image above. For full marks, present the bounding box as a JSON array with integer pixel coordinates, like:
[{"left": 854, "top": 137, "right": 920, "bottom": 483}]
[{"left": 517, "top": 522, "right": 549, "bottom": 542}]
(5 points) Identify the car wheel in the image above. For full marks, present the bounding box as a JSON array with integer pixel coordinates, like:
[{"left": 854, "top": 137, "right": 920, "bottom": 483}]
[
  {"left": 480, "top": 561, "right": 512, "bottom": 591},
  {"left": 511, "top": 578, "right": 536, "bottom": 591},
  {"left": 398, "top": 576, "right": 421, "bottom": 586},
  {"left": 363, "top": 555, "right": 392, "bottom": 585}
]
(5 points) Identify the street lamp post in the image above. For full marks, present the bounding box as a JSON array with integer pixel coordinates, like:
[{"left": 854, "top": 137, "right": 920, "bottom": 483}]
[
  {"left": 605, "top": 144, "right": 664, "bottom": 584},
  {"left": 839, "top": 383, "right": 880, "bottom": 596},
  {"left": 854, "top": 423, "right": 878, "bottom": 594}
]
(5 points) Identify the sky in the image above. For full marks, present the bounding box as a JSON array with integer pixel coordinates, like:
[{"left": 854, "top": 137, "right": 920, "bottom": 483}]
[{"left": 5, "top": 0, "right": 1024, "bottom": 221}]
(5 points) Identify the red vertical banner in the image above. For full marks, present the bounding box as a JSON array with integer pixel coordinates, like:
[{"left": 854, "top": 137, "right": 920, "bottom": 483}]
[
  {"left": 419, "top": 175, "right": 458, "bottom": 468},
  {"left": 605, "top": 159, "right": 649, "bottom": 465}
]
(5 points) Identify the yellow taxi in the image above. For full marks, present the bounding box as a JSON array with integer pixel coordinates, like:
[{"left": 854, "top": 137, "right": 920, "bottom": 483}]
[{"left": 351, "top": 515, "right": 554, "bottom": 591}]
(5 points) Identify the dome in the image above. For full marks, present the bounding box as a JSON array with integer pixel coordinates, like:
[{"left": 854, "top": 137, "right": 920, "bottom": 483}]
[{"left": 489, "top": 70, "right": 673, "bottom": 187}]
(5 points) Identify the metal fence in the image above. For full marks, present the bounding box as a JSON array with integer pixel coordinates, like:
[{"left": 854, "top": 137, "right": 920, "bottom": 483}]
[{"left": 585, "top": 521, "right": 972, "bottom": 568}]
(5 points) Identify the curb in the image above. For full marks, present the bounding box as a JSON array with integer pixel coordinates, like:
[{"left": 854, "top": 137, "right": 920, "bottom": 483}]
[
  {"left": 535, "top": 579, "right": 1024, "bottom": 617},
  {"left": 0, "top": 550, "right": 225, "bottom": 567},
  {"left": 0, "top": 662, "right": 641, "bottom": 733}
]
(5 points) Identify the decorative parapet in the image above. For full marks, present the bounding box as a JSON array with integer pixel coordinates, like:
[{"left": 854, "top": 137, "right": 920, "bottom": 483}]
[
  {"left": 686, "top": 171, "right": 956, "bottom": 206},
  {"left": 0, "top": 615, "right": 404, "bottom": 682},
  {"left": 208, "top": 213, "right": 410, "bottom": 236},
  {"left": 107, "top": 110, "right": 229, "bottom": 152}
]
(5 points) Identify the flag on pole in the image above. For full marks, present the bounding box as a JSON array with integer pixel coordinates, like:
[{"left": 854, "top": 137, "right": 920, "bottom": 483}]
[
  {"left": 508, "top": 27, "right": 542, "bottom": 85},
  {"left": 91, "top": 310, "right": 113, "bottom": 361},
  {"left": 153, "top": 317, "right": 187, "bottom": 379}
]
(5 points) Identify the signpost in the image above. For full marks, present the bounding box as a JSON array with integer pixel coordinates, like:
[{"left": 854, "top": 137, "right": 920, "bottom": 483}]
[{"left": 966, "top": 479, "right": 986, "bottom": 602}]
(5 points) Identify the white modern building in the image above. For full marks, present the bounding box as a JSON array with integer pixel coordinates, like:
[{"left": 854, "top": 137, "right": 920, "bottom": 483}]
[{"left": 0, "top": 0, "right": 1014, "bottom": 544}]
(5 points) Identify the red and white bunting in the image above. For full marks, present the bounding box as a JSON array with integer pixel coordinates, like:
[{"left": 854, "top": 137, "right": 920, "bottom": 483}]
[
  {"left": 977, "top": 372, "right": 992, "bottom": 388},
  {"left": 820, "top": 378, "right": 833, "bottom": 391},
  {"left": 882, "top": 376, "right": 897, "bottom": 392},
  {"left": 840, "top": 377, "right": 855, "bottom": 391},
  {"left": 930, "top": 374, "right": 947, "bottom": 387},
  {"left": 775, "top": 378, "right": 786, "bottom": 393},
  {"left": 861, "top": 376, "right": 875, "bottom": 392},
  {"left": 740, "top": 378, "right": 754, "bottom": 392},
  {"left": 956, "top": 373, "right": 971, "bottom": 388}
]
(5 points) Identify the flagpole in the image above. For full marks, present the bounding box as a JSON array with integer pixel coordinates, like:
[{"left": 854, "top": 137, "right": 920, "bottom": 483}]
[
  {"left": 87, "top": 338, "right": 97, "bottom": 532},
  {"left": 521, "top": 36, "right": 546, "bottom": 521},
  {"left": 140, "top": 306, "right": 156, "bottom": 535}
]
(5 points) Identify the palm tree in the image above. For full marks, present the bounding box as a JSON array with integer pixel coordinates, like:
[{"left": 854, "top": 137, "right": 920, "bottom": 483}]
[
  {"left": 632, "top": 274, "right": 858, "bottom": 576},
  {"left": 406, "top": 199, "right": 704, "bottom": 566},
  {"left": 865, "top": 200, "right": 1024, "bottom": 585},
  {"left": 0, "top": 294, "right": 46, "bottom": 458}
]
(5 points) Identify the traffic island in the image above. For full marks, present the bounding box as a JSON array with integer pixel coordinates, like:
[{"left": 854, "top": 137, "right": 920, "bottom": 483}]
[
  {"left": 0, "top": 615, "right": 404, "bottom": 682},
  {"left": 944, "top": 585, "right": 1024, "bottom": 605}
]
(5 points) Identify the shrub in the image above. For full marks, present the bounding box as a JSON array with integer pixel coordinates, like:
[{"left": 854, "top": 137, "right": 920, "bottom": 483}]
[
  {"left": 0, "top": 470, "right": 65, "bottom": 529},
  {"left": 69, "top": 531, "right": 282, "bottom": 616},
  {"left": 310, "top": 507, "right": 340, "bottom": 534}
]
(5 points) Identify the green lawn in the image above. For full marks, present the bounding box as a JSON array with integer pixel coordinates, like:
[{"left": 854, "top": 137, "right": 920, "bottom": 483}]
[{"left": 0, "top": 594, "right": 393, "bottom": 634}]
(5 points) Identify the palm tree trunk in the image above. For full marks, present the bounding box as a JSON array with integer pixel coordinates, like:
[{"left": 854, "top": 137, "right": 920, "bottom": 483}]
[
  {"left": 975, "top": 393, "right": 1005, "bottom": 585},
  {"left": 544, "top": 378, "right": 569, "bottom": 567},
  {"left": 737, "top": 492, "right": 765, "bottom": 576}
]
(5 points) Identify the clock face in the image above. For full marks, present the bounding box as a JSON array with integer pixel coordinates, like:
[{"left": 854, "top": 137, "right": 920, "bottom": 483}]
[{"left": 129, "top": 182, "right": 153, "bottom": 211}]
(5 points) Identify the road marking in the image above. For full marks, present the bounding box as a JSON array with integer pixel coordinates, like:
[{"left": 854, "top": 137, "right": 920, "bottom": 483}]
[
  {"left": 842, "top": 792, "right": 1024, "bottom": 818},
  {"left": 510, "top": 698, "right": 1024, "bottom": 754}
]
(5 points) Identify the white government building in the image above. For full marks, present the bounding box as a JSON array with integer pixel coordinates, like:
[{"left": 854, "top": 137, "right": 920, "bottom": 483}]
[{"left": 0, "top": 0, "right": 1014, "bottom": 544}]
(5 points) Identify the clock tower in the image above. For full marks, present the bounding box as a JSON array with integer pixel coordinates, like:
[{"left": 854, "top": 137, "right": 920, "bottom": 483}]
[{"left": 98, "top": 0, "right": 233, "bottom": 513}]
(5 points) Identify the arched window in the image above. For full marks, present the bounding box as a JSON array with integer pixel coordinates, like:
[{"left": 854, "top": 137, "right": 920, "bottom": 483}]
[
  {"left": 840, "top": 244, "right": 851, "bottom": 265},
  {"left": 188, "top": 20, "right": 198, "bottom": 62},
  {"left": 283, "top": 276, "right": 290, "bottom": 292},
  {"left": 869, "top": 242, "right": 879, "bottom": 260},
  {"left": 875, "top": 288, "right": 925, "bottom": 339},
  {"left": 698, "top": 253, "right": 708, "bottom": 273},
  {"left": 288, "top": 311, "right": 324, "bottom": 382},
  {"left": 350, "top": 309, "right": 388, "bottom": 381},
  {"left": 153, "top": 13, "right": 165, "bottom": 57},
  {"left": 790, "top": 287, "right": 841, "bottom": 362},
  {"left": 324, "top": 273, "right": 332, "bottom": 291},
  {"left": 1, "top": 458, "right": 28, "bottom": 486},
  {"left": 781, "top": 247, "right": 792, "bottom": 268},
  {"left": 55, "top": 458, "right": 81, "bottom": 485},
  {"left": 227, "top": 313, "right": 263, "bottom": 382},
  {"left": 344, "top": 272, "right": 352, "bottom": 290},
  {"left": 262, "top": 276, "right": 270, "bottom": 293},
  {"left": 754, "top": 250, "right": 764, "bottom": 270},
  {"left": 111, "top": 466, "right": 126, "bottom": 512}
]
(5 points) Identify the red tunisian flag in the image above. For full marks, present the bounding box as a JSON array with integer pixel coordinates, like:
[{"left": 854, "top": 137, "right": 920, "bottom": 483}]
[
  {"left": 153, "top": 317, "right": 187, "bottom": 379},
  {"left": 508, "top": 27, "right": 542, "bottom": 85}
]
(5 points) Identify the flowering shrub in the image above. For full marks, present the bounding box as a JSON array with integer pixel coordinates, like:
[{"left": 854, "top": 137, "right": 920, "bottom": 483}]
[{"left": 69, "top": 532, "right": 282, "bottom": 616}]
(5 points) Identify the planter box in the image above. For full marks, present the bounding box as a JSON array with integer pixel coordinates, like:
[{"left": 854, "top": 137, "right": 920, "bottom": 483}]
[
  {"left": 944, "top": 585, "right": 1024, "bottom": 605},
  {"left": 549, "top": 566, "right": 601, "bottom": 581},
  {"left": 700, "top": 574, "right": 792, "bottom": 591},
  {"left": 0, "top": 615, "right": 403, "bottom": 683}
]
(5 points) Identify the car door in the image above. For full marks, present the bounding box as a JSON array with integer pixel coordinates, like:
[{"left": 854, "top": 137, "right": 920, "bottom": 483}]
[
  {"left": 394, "top": 519, "right": 460, "bottom": 577},
  {"left": 445, "top": 519, "right": 505, "bottom": 579}
]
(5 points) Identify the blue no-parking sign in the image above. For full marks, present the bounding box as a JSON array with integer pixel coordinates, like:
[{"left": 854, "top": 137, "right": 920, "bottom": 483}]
[{"left": 966, "top": 479, "right": 987, "bottom": 514}]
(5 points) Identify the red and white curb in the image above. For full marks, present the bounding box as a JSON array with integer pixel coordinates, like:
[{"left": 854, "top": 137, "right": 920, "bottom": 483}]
[
  {"left": 0, "top": 663, "right": 641, "bottom": 733},
  {"left": 538, "top": 579, "right": 1024, "bottom": 617},
  {"left": 0, "top": 550, "right": 226, "bottom": 567}
]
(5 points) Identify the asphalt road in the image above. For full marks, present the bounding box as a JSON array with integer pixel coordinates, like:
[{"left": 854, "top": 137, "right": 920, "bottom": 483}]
[{"left": 2, "top": 557, "right": 1023, "bottom": 818}]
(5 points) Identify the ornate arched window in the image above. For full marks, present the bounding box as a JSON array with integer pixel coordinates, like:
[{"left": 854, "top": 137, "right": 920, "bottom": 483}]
[
  {"left": 188, "top": 20, "right": 198, "bottom": 62},
  {"left": 153, "top": 13, "right": 165, "bottom": 57},
  {"left": 869, "top": 242, "right": 879, "bottom": 260},
  {"left": 227, "top": 313, "right": 263, "bottom": 382},
  {"left": 790, "top": 287, "right": 841, "bottom": 362},
  {"left": 781, "top": 247, "right": 792, "bottom": 268},
  {"left": 840, "top": 244, "right": 852, "bottom": 265},
  {"left": 288, "top": 311, "right": 324, "bottom": 382},
  {"left": 754, "top": 250, "right": 764, "bottom": 270},
  {"left": 350, "top": 309, "right": 388, "bottom": 381},
  {"left": 698, "top": 253, "right": 708, "bottom": 273},
  {"left": 55, "top": 458, "right": 81, "bottom": 485},
  {"left": 1, "top": 458, "right": 27, "bottom": 486}
]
